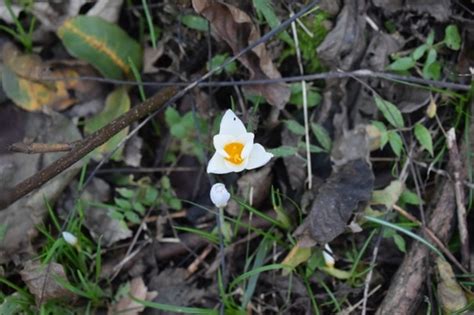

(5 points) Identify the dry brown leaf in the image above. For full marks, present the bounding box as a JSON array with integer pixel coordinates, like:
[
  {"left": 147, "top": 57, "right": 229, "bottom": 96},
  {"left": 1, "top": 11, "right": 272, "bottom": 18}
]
[
  {"left": 436, "top": 258, "right": 468, "bottom": 313},
  {"left": 226, "top": 164, "right": 272, "bottom": 216},
  {"left": 2, "top": 42, "right": 101, "bottom": 112},
  {"left": 20, "top": 260, "right": 75, "bottom": 304},
  {"left": 192, "top": 0, "right": 290, "bottom": 109},
  {"left": 108, "top": 277, "right": 157, "bottom": 315}
]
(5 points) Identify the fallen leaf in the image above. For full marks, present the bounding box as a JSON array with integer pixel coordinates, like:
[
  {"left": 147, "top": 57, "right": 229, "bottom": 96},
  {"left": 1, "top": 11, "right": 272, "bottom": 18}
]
[
  {"left": 436, "top": 258, "right": 467, "bottom": 313},
  {"left": 108, "top": 277, "right": 157, "bottom": 315},
  {"left": 294, "top": 159, "right": 374, "bottom": 245},
  {"left": 192, "top": 0, "right": 290, "bottom": 109},
  {"left": 81, "top": 178, "right": 132, "bottom": 247},
  {"left": 0, "top": 106, "right": 82, "bottom": 263},
  {"left": 20, "top": 260, "right": 75, "bottom": 304},
  {"left": 281, "top": 242, "right": 312, "bottom": 276},
  {"left": 147, "top": 268, "right": 207, "bottom": 308},
  {"left": 1, "top": 43, "right": 80, "bottom": 111},
  {"left": 226, "top": 165, "right": 273, "bottom": 216},
  {"left": 371, "top": 180, "right": 404, "bottom": 209},
  {"left": 317, "top": 0, "right": 367, "bottom": 70},
  {"left": 372, "top": 0, "right": 451, "bottom": 22},
  {"left": 57, "top": 15, "right": 142, "bottom": 79}
]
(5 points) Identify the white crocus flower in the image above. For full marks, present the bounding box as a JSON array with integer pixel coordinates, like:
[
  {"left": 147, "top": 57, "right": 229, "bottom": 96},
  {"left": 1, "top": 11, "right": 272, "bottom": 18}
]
[
  {"left": 210, "top": 183, "right": 231, "bottom": 208},
  {"left": 62, "top": 231, "right": 78, "bottom": 246},
  {"left": 207, "top": 110, "right": 273, "bottom": 174},
  {"left": 323, "top": 244, "right": 335, "bottom": 268}
]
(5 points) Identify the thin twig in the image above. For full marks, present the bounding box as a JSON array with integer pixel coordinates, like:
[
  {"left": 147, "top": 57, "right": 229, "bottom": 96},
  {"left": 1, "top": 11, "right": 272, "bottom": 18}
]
[
  {"left": 290, "top": 11, "right": 312, "bottom": 189},
  {"left": 38, "top": 69, "right": 471, "bottom": 91},
  {"left": 447, "top": 128, "right": 469, "bottom": 268},
  {"left": 9, "top": 141, "right": 79, "bottom": 154}
]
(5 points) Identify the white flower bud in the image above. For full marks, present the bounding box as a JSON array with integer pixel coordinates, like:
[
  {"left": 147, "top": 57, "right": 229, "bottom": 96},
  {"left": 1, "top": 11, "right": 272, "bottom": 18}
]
[
  {"left": 62, "top": 231, "right": 78, "bottom": 246},
  {"left": 323, "top": 244, "right": 335, "bottom": 268},
  {"left": 210, "top": 183, "right": 231, "bottom": 208}
]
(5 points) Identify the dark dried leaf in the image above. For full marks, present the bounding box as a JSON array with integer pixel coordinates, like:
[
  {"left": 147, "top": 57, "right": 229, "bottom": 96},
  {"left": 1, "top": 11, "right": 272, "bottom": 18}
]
[
  {"left": 294, "top": 159, "right": 374, "bottom": 245},
  {"left": 317, "top": 0, "right": 367, "bottom": 70},
  {"left": 192, "top": 0, "right": 290, "bottom": 109}
]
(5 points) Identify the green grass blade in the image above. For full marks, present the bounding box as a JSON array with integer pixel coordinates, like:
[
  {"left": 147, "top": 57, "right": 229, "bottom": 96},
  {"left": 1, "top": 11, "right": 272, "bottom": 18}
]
[{"left": 364, "top": 215, "right": 443, "bottom": 257}]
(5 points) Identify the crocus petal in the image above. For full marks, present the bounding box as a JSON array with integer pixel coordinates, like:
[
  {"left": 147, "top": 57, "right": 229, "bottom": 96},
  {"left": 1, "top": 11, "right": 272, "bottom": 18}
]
[
  {"left": 246, "top": 143, "right": 273, "bottom": 170},
  {"left": 237, "top": 132, "right": 254, "bottom": 159},
  {"left": 219, "top": 110, "right": 247, "bottom": 136},
  {"left": 207, "top": 152, "right": 229, "bottom": 174},
  {"left": 224, "top": 158, "right": 248, "bottom": 172},
  {"left": 213, "top": 134, "right": 234, "bottom": 150}
]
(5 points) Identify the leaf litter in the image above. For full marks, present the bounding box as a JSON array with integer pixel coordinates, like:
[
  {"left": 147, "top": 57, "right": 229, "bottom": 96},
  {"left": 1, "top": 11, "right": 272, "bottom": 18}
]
[{"left": 0, "top": 0, "right": 472, "bottom": 314}]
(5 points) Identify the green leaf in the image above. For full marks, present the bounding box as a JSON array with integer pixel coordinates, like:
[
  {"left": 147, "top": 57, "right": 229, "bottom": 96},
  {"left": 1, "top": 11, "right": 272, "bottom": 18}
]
[
  {"left": 289, "top": 83, "right": 321, "bottom": 107},
  {"left": 115, "top": 198, "right": 132, "bottom": 210},
  {"left": 165, "top": 107, "right": 181, "bottom": 126},
  {"left": 412, "top": 44, "right": 428, "bottom": 61},
  {"left": 423, "top": 61, "right": 441, "bottom": 80},
  {"left": 144, "top": 187, "right": 158, "bottom": 205},
  {"left": 252, "top": 0, "right": 293, "bottom": 45},
  {"left": 116, "top": 188, "right": 135, "bottom": 199},
  {"left": 84, "top": 87, "right": 131, "bottom": 161},
  {"left": 425, "top": 48, "right": 437, "bottom": 65},
  {"left": 310, "top": 123, "right": 332, "bottom": 151},
  {"left": 444, "top": 25, "right": 461, "bottom": 51},
  {"left": 285, "top": 120, "right": 305, "bottom": 135},
  {"left": 388, "top": 131, "right": 403, "bottom": 157},
  {"left": 387, "top": 57, "right": 416, "bottom": 71},
  {"left": 426, "top": 31, "right": 435, "bottom": 46},
  {"left": 180, "top": 14, "right": 209, "bottom": 32},
  {"left": 400, "top": 189, "right": 422, "bottom": 205},
  {"left": 207, "top": 53, "right": 236, "bottom": 75},
  {"left": 392, "top": 233, "right": 406, "bottom": 253},
  {"left": 371, "top": 121, "right": 388, "bottom": 148},
  {"left": 168, "top": 198, "right": 182, "bottom": 210},
  {"left": 57, "top": 16, "right": 142, "bottom": 79},
  {"left": 374, "top": 96, "right": 404, "bottom": 128},
  {"left": 124, "top": 211, "right": 141, "bottom": 224},
  {"left": 133, "top": 202, "right": 146, "bottom": 214},
  {"left": 269, "top": 146, "right": 297, "bottom": 158},
  {"left": 414, "top": 123, "right": 434, "bottom": 156}
]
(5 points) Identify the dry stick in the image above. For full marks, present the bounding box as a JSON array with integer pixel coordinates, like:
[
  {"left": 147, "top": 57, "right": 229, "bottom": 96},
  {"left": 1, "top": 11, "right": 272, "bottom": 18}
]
[
  {"left": 393, "top": 204, "right": 468, "bottom": 274},
  {"left": 9, "top": 141, "right": 79, "bottom": 154},
  {"left": 0, "top": 87, "right": 177, "bottom": 210},
  {"left": 376, "top": 159, "right": 459, "bottom": 314},
  {"left": 447, "top": 128, "right": 470, "bottom": 268},
  {"left": 290, "top": 11, "right": 312, "bottom": 189}
]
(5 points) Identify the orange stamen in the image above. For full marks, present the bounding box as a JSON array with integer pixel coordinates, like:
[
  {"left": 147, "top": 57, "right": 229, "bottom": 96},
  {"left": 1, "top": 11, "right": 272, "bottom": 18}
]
[{"left": 224, "top": 142, "right": 244, "bottom": 165}]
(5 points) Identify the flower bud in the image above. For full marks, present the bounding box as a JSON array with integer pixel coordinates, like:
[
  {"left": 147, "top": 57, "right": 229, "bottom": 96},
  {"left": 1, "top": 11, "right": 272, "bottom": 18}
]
[
  {"left": 210, "top": 183, "right": 231, "bottom": 208},
  {"left": 62, "top": 231, "right": 78, "bottom": 246},
  {"left": 323, "top": 244, "right": 335, "bottom": 268}
]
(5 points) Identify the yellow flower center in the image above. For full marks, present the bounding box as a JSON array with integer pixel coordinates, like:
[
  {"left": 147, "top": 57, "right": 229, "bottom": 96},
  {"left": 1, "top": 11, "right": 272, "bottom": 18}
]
[{"left": 224, "top": 142, "right": 244, "bottom": 165}]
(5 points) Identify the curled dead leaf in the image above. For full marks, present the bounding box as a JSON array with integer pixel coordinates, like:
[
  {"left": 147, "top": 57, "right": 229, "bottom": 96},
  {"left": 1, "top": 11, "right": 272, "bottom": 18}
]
[
  {"left": 436, "top": 258, "right": 467, "bottom": 313},
  {"left": 192, "top": 0, "right": 290, "bottom": 109}
]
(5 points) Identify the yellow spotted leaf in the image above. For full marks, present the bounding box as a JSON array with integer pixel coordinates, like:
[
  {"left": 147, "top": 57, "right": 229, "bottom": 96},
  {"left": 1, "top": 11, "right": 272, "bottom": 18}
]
[{"left": 57, "top": 15, "right": 142, "bottom": 79}]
